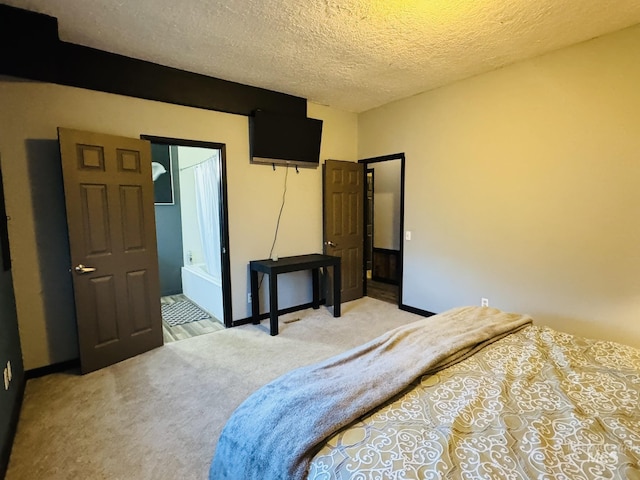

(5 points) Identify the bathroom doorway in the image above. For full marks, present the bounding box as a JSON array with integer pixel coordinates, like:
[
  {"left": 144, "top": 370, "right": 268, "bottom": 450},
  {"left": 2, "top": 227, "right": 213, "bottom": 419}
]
[{"left": 143, "top": 135, "right": 232, "bottom": 343}]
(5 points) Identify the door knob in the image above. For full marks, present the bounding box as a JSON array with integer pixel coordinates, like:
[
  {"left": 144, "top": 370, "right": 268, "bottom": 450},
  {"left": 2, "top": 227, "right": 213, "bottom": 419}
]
[
  {"left": 74, "top": 264, "right": 97, "bottom": 274},
  {"left": 325, "top": 240, "right": 338, "bottom": 248}
]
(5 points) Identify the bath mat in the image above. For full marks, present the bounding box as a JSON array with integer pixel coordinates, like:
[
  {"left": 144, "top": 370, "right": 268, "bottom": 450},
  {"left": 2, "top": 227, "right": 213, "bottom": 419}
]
[{"left": 161, "top": 300, "right": 211, "bottom": 327}]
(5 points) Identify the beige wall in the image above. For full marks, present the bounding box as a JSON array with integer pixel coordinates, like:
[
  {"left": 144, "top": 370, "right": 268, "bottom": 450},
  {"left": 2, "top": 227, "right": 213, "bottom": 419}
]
[
  {"left": 5, "top": 23, "right": 637, "bottom": 368},
  {"left": 0, "top": 79, "right": 357, "bottom": 369},
  {"left": 359, "top": 25, "right": 640, "bottom": 348}
]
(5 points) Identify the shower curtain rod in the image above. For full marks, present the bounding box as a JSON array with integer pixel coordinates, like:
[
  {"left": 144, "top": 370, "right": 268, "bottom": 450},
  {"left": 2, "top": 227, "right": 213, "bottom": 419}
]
[{"left": 178, "top": 155, "right": 218, "bottom": 172}]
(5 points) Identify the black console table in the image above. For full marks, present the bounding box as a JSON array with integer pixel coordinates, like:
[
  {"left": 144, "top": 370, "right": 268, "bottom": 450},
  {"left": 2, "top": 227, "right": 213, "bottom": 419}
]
[{"left": 249, "top": 254, "right": 341, "bottom": 335}]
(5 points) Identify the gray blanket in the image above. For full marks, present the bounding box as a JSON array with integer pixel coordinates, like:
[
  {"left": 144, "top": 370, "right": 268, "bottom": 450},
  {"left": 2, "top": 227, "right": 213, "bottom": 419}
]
[{"left": 209, "top": 306, "right": 532, "bottom": 480}]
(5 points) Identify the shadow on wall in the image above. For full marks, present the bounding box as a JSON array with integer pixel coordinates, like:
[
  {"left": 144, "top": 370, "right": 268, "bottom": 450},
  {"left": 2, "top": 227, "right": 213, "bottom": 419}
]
[{"left": 25, "top": 139, "right": 78, "bottom": 364}]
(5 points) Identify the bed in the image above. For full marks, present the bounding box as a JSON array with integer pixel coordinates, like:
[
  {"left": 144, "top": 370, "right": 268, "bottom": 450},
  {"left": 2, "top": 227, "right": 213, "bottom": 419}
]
[{"left": 210, "top": 307, "right": 640, "bottom": 480}]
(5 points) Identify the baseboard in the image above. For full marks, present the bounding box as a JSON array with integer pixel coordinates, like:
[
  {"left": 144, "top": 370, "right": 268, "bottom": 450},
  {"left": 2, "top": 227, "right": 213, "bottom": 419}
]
[
  {"left": 0, "top": 375, "right": 25, "bottom": 479},
  {"left": 25, "top": 358, "right": 80, "bottom": 380},
  {"left": 399, "top": 303, "right": 435, "bottom": 318},
  {"left": 232, "top": 300, "right": 327, "bottom": 327}
]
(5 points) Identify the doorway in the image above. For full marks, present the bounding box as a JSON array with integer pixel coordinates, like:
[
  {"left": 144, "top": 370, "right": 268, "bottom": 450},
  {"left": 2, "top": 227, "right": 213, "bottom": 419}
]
[
  {"left": 143, "top": 135, "right": 232, "bottom": 343},
  {"left": 360, "top": 154, "right": 405, "bottom": 306}
]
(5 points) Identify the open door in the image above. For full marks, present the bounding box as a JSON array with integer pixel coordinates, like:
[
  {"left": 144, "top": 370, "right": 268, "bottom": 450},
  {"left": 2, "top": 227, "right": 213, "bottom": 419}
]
[
  {"left": 323, "top": 160, "right": 364, "bottom": 303},
  {"left": 58, "top": 128, "right": 163, "bottom": 374}
]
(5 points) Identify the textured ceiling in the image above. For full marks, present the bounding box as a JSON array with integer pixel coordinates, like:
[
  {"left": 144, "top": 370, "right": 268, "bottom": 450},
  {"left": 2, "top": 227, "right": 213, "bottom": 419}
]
[{"left": 4, "top": 0, "right": 640, "bottom": 112}]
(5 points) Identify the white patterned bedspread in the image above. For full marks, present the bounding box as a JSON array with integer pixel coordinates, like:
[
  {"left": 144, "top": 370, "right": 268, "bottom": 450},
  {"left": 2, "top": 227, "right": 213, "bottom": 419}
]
[{"left": 308, "top": 325, "right": 640, "bottom": 479}]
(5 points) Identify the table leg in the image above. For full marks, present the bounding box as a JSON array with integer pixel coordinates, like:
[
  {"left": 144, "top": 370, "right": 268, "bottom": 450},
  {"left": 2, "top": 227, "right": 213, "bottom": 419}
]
[
  {"left": 251, "top": 269, "right": 259, "bottom": 324},
  {"left": 312, "top": 268, "right": 320, "bottom": 309},
  {"left": 333, "top": 263, "right": 341, "bottom": 317},
  {"left": 269, "top": 273, "right": 279, "bottom": 335}
]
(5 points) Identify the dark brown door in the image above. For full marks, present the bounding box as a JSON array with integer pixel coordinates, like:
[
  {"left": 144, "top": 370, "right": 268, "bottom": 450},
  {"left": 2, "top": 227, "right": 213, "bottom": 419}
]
[
  {"left": 58, "top": 128, "right": 163, "bottom": 374},
  {"left": 323, "top": 160, "right": 364, "bottom": 302}
]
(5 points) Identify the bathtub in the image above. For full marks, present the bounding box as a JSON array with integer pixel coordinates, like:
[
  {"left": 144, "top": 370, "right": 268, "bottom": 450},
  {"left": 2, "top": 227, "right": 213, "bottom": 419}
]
[{"left": 181, "top": 263, "right": 224, "bottom": 323}]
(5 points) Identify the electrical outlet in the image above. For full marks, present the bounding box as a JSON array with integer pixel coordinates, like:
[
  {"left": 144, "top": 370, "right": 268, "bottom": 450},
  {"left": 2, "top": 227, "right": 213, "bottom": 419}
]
[
  {"left": 248, "top": 293, "right": 252, "bottom": 303},
  {"left": 481, "top": 298, "right": 489, "bottom": 307}
]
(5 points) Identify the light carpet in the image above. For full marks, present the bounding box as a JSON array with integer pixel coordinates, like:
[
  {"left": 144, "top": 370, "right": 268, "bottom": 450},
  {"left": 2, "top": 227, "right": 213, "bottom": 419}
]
[{"left": 6, "top": 297, "right": 423, "bottom": 480}]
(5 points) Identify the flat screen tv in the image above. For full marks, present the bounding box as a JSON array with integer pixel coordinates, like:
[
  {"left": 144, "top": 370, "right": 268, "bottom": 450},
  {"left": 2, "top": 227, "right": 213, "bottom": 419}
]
[{"left": 250, "top": 110, "right": 323, "bottom": 168}]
